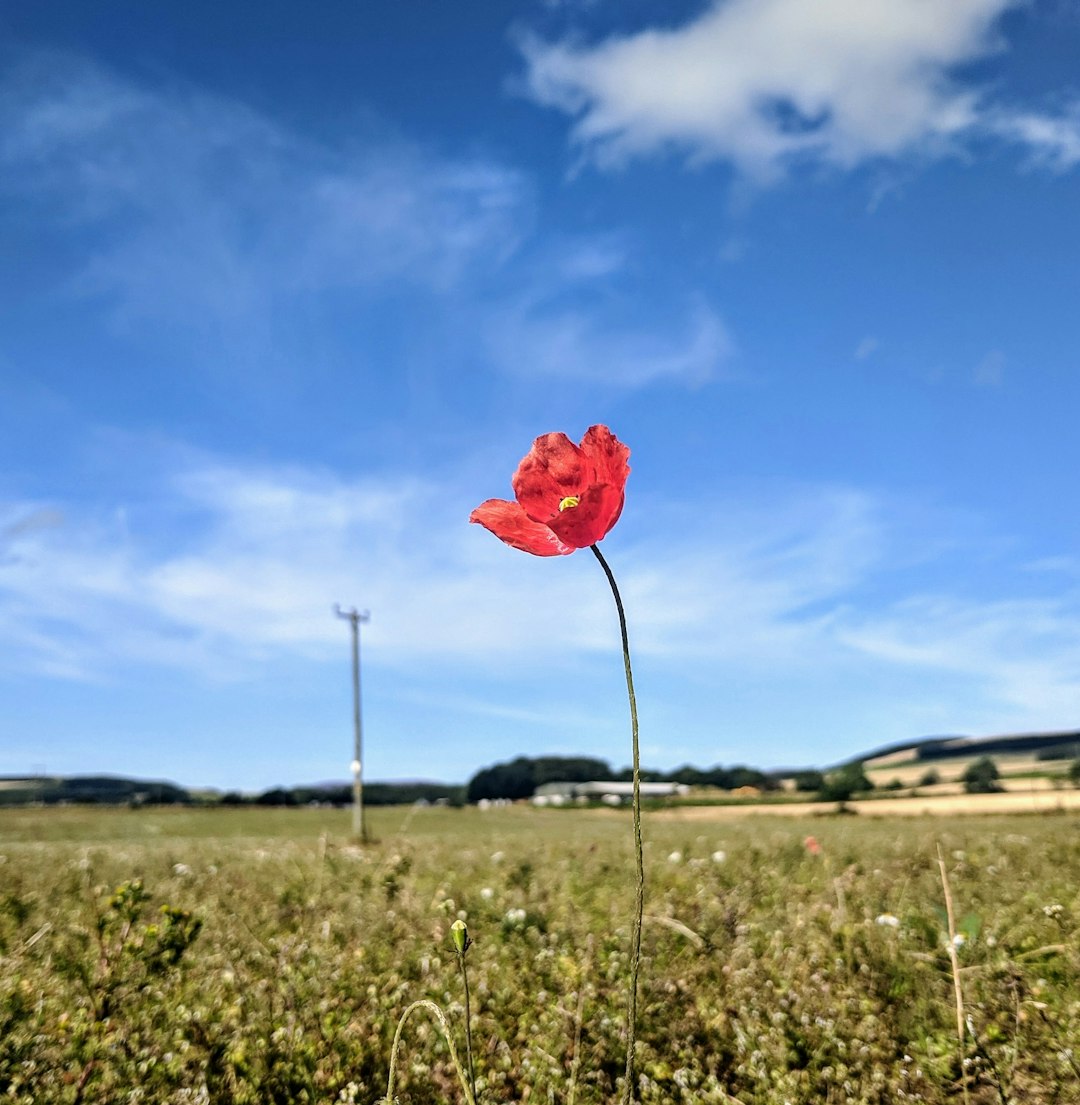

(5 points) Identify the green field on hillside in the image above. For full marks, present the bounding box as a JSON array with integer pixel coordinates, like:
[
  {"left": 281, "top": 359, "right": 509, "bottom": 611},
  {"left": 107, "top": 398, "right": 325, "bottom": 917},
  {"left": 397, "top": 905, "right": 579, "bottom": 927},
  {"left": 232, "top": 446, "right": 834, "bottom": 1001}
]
[{"left": 1, "top": 805, "right": 1077, "bottom": 1103}]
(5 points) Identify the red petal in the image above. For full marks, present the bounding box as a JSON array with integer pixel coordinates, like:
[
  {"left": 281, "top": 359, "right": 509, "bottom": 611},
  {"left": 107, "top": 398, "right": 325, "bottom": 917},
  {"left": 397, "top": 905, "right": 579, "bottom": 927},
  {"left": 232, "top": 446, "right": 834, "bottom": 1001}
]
[
  {"left": 546, "top": 482, "right": 625, "bottom": 548},
  {"left": 469, "top": 499, "right": 573, "bottom": 557},
  {"left": 511, "top": 432, "right": 593, "bottom": 524},
  {"left": 579, "top": 425, "right": 630, "bottom": 495}
]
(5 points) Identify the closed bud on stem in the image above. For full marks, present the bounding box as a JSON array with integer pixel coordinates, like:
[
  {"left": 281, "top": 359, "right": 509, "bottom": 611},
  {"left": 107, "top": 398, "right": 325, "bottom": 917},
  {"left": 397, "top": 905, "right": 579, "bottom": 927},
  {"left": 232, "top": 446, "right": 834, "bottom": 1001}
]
[{"left": 450, "top": 919, "right": 471, "bottom": 956}]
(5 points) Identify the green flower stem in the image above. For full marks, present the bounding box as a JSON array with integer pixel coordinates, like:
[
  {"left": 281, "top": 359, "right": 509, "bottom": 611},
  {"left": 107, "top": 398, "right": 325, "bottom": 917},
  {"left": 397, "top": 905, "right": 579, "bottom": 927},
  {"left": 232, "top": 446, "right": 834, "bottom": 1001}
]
[
  {"left": 383, "top": 999, "right": 477, "bottom": 1105},
  {"left": 457, "top": 947, "right": 477, "bottom": 1102},
  {"left": 590, "top": 543, "right": 644, "bottom": 1105}
]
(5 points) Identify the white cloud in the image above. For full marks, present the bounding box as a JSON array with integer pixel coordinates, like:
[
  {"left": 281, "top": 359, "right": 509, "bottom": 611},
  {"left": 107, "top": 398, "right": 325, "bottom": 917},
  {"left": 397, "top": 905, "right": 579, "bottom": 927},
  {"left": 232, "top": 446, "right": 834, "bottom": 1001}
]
[
  {"left": 840, "top": 594, "right": 1080, "bottom": 724},
  {"left": 973, "top": 349, "right": 1006, "bottom": 387},
  {"left": 854, "top": 336, "right": 880, "bottom": 361},
  {"left": 0, "top": 50, "right": 725, "bottom": 391},
  {"left": 483, "top": 296, "right": 732, "bottom": 386},
  {"left": 988, "top": 103, "right": 1080, "bottom": 170},
  {"left": 521, "top": 0, "right": 1080, "bottom": 177},
  {"left": 0, "top": 457, "right": 622, "bottom": 681},
  {"left": 5, "top": 448, "right": 1080, "bottom": 740},
  {"left": 0, "top": 54, "right": 530, "bottom": 353},
  {"left": 609, "top": 488, "right": 884, "bottom": 664}
]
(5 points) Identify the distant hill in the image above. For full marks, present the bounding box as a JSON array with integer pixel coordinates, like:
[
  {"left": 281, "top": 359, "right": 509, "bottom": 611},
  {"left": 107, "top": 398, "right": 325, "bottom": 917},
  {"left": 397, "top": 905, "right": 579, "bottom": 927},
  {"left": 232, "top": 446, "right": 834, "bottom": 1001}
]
[
  {"left": 5, "top": 729, "right": 1077, "bottom": 810},
  {"left": 0, "top": 774, "right": 190, "bottom": 806},
  {"left": 851, "top": 728, "right": 1080, "bottom": 769},
  {"left": 0, "top": 774, "right": 464, "bottom": 808}
]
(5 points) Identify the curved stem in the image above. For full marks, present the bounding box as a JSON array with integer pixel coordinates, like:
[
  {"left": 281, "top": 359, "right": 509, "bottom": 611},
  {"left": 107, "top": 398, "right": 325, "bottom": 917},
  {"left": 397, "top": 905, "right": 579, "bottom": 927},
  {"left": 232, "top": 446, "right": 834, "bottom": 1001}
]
[
  {"left": 383, "top": 999, "right": 477, "bottom": 1105},
  {"left": 591, "top": 543, "right": 643, "bottom": 1105}
]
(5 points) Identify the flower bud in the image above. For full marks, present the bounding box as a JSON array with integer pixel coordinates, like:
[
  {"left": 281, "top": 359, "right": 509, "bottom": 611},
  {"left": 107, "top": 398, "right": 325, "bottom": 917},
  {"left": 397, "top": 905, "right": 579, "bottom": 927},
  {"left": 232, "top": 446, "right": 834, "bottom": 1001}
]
[{"left": 450, "top": 918, "right": 471, "bottom": 955}]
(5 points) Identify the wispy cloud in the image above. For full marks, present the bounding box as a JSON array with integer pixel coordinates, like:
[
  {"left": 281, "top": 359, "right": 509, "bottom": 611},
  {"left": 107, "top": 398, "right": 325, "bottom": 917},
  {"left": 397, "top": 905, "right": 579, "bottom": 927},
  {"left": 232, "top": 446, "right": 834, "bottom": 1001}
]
[
  {"left": 0, "top": 54, "right": 529, "bottom": 348},
  {"left": 973, "top": 350, "right": 1006, "bottom": 387},
  {"left": 840, "top": 593, "right": 1080, "bottom": 725},
  {"left": 482, "top": 296, "right": 733, "bottom": 387},
  {"left": 520, "top": 0, "right": 1080, "bottom": 178},
  {"left": 854, "top": 336, "right": 880, "bottom": 361},
  {"left": 988, "top": 103, "right": 1080, "bottom": 170},
  {"left": 0, "top": 453, "right": 622, "bottom": 681},
  {"left": 0, "top": 50, "right": 728, "bottom": 391},
  {"left": 5, "top": 448, "right": 1080, "bottom": 740}
]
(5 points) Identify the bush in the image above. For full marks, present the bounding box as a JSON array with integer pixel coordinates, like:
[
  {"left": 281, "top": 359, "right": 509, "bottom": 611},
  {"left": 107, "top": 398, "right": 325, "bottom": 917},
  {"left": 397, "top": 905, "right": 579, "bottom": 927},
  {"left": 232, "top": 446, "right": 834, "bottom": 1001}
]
[
  {"left": 819, "top": 762, "right": 873, "bottom": 803},
  {"left": 792, "top": 770, "right": 825, "bottom": 792},
  {"left": 962, "top": 755, "right": 1002, "bottom": 794},
  {"left": 918, "top": 768, "right": 941, "bottom": 788}
]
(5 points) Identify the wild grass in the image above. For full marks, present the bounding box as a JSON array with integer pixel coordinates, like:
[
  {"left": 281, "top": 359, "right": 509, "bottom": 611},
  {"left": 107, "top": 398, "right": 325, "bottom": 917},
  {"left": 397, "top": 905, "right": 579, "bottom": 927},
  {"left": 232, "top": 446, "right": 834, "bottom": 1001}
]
[{"left": 1, "top": 805, "right": 1078, "bottom": 1103}]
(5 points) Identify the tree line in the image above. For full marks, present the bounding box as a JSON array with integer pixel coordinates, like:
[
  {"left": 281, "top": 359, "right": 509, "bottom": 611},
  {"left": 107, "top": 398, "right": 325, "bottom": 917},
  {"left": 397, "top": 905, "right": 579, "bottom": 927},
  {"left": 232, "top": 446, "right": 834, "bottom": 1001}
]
[{"left": 465, "top": 755, "right": 782, "bottom": 803}]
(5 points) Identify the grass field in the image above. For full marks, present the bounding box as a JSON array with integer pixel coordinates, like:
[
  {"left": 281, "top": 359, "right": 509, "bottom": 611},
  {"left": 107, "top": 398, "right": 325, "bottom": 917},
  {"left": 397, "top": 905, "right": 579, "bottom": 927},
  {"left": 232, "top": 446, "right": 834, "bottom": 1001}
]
[{"left": 1, "top": 804, "right": 1078, "bottom": 1103}]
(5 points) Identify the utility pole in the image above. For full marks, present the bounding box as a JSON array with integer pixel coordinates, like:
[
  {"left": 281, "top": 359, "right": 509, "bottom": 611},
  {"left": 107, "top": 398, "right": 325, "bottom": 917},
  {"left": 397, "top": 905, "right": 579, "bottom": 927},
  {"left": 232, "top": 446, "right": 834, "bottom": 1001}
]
[{"left": 334, "top": 605, "right": 370, "bottom": 841}]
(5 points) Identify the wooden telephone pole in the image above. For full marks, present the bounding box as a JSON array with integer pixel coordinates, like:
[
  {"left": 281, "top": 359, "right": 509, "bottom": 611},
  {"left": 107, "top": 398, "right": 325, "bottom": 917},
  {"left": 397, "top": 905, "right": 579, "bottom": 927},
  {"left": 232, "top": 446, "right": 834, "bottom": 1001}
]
[{"left": 334, "top": 605, "right": 370, "bottom": 841}]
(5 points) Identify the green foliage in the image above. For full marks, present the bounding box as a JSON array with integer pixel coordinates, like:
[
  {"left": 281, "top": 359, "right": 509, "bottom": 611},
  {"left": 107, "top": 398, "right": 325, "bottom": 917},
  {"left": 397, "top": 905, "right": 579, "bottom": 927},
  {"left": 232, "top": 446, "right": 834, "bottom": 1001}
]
[
  {"left": 792, "top": 770, "right": 825, "bottom": 792},
  {"left": 819, "top": 761, "right": 874, "bottom": 802},
  {"left": 919, "top": 767, "right": 941, "bottom": 787},
  {"left": 963, "top": 755, "right": 1003, "bottom": 794},
  {"left": 1, "top": 806, "right": 1079, "bottom": 1104},
  {"left": 255, "top": 786, "right": 300, "bottom": 806},
  {"left": 1036, "top": 743, "right": 1080, "bottom": 761},
  {"left": 1069, "top": 758, "right": 1080, "bottom": 787},
  {"left": 467, "top": 755, "right": 614, "bottom": 801},
  {"left": 668, "top": 764, "right": 781, "bottom": 791},
  {"left": 0, "top": 775, "right": 190, "bottom": 806},
  {"left": 466, "top": 756, "right": 781, "bottom": 802}
]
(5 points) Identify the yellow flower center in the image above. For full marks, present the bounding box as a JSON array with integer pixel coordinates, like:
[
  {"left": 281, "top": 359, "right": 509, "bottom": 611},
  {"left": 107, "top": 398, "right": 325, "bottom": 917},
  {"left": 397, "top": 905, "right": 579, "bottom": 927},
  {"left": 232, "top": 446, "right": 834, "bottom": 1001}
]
[{"left": 559, "top": 496, "right": 580, "bottom": 511}]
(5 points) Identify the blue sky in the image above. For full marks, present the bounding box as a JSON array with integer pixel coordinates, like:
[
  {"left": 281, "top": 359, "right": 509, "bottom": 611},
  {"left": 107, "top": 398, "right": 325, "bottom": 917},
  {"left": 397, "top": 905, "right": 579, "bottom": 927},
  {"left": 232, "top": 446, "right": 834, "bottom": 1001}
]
[{"left": 3, "top": 0, "right": 1080, "bottom": 790}]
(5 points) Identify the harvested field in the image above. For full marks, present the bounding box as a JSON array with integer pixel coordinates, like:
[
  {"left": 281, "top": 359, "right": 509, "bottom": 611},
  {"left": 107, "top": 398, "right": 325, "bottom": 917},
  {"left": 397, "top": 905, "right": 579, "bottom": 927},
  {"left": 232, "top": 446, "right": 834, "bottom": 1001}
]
[{"left": 655, "top": 786, "right": 1080, "bottom": 820}]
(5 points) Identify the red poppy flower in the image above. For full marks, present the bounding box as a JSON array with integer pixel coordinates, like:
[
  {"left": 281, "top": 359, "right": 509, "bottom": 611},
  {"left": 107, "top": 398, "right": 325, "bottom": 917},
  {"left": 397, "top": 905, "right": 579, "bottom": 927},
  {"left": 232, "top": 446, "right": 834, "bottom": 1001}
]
[{"left": 470, "top": 425, "right": 630, "bottom": 556}]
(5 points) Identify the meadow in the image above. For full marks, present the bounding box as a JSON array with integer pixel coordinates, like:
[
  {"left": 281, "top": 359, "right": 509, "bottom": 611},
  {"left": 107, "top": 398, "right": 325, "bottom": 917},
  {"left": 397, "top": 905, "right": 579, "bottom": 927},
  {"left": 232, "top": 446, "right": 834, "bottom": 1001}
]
[{"left": 1, "top": 804, "right": 1077, "bottom": 1104}]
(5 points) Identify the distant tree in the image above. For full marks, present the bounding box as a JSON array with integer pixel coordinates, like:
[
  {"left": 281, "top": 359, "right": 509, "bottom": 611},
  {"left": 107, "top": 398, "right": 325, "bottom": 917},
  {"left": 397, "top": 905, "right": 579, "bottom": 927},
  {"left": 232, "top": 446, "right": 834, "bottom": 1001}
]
[
  {"left": 531, "top": 756, "right": 610, "bottom": 787},
  {"left": 254, "top": 787, "right": 298, "bottom": 807},
  {"left": 672, "top": 764, "right": 707, "bottom": 787},
  {"left": 727, "top": 766, "right": 777, "bottom": 791},
  {"left": 467, "top": 757, "right": 538, "bottom": 802},
  {"left": 364, "top": 782, "right": 464, "bottom": 806},
  {"left": 1037, "top": 744, "right": 1080, "bottom": 762},
  {"left": 962, "top": 756, "right": 1002, "bottom": 794},
  {"left": 793, "top": 770, "right": 825, "bottom": 793},
  {"left": 819, "top": 762, "right": 873, "bottom": 803},
  {"left": 1068, "top": 758, "right": 1080, "bottom": 788},
  {"left": 884, "top": 778, "right": 904, "bottom": 791},
  {"left": 219, "top": 791, "right": 248, "bottom": 806},
  {"left": 918, "top": 768, "right": 941, "bottom": 788}
]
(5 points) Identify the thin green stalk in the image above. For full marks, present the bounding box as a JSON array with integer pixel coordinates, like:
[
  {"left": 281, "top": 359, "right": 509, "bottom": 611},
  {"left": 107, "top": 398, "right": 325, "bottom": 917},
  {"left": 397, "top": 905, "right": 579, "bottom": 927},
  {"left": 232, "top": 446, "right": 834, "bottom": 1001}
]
[
  {"left": 591, "top": 543, "right": 644, "bottom": 1105},
  {"left": 457, "top": 949, "right": 477, "bottom": 1101}
]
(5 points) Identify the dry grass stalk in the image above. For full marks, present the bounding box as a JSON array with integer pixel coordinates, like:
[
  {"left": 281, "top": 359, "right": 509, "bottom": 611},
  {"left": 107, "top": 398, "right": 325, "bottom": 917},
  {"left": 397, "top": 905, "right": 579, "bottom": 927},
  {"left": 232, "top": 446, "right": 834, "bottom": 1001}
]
[{"left": 937, "top": 843, "right": 970, "bottom": 1105}]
